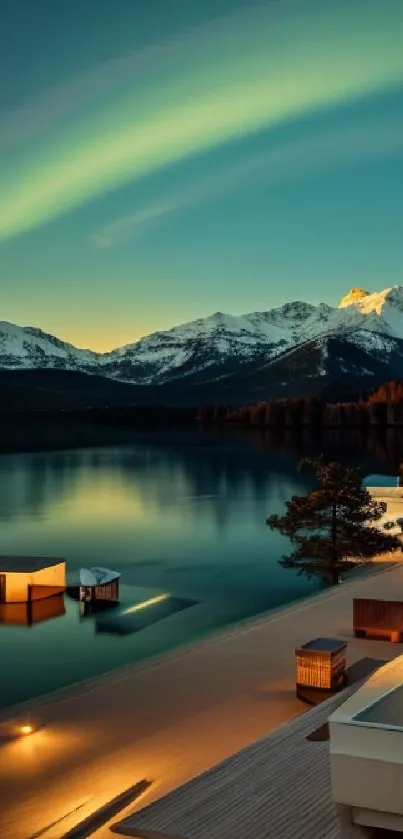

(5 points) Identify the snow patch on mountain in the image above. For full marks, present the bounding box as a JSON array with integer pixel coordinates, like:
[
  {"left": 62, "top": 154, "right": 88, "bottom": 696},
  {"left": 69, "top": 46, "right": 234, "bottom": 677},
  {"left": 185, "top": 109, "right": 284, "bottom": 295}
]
[
  {"left": 0, "top": 321, "right": 97, "bottom": 369},
  {"left": 345, "top": 329, "right": 399, "bottom": 354}
]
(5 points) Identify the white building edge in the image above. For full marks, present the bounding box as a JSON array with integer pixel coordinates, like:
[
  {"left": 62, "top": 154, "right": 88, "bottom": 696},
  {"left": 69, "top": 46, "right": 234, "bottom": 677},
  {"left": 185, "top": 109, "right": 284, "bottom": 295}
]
[{"left": 330, "top": 654, "right": 403, "bottom": 834}]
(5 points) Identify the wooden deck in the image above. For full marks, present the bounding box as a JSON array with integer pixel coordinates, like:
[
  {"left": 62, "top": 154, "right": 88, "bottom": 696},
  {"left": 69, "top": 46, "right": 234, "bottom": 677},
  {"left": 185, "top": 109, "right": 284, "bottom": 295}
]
[
  {"left": 113, "top": 679, "right": 371, "bottom": 839},
  {"left": 2, "top": 563, "right": 403, "bottom": 839}
]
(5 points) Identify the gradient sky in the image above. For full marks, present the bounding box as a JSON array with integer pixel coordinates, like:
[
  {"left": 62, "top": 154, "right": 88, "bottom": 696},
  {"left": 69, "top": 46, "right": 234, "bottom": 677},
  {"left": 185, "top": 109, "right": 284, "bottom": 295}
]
[{"left": 2, "top": 0, "right": 403, "bottom": 350}]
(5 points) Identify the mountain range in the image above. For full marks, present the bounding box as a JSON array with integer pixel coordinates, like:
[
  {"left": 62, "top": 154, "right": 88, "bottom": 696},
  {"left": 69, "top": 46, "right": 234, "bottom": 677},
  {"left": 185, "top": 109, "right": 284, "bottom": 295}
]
[{"left": 2, "top": 285, "right": 403, "bottom": 407}]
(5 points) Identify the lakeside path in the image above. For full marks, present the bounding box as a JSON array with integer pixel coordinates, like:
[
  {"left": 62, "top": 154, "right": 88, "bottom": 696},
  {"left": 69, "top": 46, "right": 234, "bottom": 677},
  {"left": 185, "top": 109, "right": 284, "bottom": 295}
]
[{"left": 2, "top": 562, "right": 403, "bottom": 839}]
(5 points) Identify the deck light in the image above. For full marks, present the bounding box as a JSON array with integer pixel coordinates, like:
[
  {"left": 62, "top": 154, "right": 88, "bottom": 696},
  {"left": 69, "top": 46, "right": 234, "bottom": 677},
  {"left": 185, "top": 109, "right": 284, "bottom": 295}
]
[{"left": 19, "top": 724, "right": 34, "bottom": 735}]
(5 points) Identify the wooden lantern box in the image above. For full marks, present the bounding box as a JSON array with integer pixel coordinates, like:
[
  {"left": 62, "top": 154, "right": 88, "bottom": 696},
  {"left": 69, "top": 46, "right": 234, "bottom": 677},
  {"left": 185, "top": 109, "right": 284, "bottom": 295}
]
[{"left": 295, "top": 637, "right": 347, "bottom": 704}]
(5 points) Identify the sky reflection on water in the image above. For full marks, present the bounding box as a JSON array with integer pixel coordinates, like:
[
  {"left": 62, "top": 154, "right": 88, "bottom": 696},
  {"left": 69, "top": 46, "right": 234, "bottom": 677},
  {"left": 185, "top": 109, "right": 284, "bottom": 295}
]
[{"left": 0, "top": 428, "right": 393, "bottom": 706}]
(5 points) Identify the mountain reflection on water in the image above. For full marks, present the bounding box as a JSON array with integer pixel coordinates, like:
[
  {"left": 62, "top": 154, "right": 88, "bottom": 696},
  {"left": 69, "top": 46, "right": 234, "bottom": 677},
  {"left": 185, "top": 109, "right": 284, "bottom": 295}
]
[{"left": 0, "top": 425, "right": 399, "bottom": 706}]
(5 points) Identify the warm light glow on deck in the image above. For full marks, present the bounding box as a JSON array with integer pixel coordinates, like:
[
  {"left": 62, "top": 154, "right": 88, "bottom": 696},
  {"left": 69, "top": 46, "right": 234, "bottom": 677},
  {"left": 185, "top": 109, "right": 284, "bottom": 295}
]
[{"left": 19, "top": 724, "right": 34, "bottom": 735}]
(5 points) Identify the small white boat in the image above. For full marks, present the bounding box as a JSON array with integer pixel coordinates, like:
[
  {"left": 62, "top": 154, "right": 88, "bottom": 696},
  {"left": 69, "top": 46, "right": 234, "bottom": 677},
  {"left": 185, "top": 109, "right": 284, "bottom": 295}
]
[
  {"left": 79, "top": 566, "right": 120, "bottom": 603},
  {"left": 79, "top": 567, "right": 120, "bottom": 587}
]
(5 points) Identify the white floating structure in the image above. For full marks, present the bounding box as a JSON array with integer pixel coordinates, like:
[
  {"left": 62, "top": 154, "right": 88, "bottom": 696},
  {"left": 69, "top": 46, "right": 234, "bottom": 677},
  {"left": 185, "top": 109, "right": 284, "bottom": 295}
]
[
  {"left": 79, "top": 566, "right": 120, "bottom": 602},
  {"left": 330, "top": 654, "right": 403, "bottom": 834}
]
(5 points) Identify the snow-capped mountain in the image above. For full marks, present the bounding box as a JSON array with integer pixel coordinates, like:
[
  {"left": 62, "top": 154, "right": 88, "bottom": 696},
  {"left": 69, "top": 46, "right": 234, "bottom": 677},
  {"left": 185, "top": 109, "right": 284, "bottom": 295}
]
[
  {"left": 99, "top": 285, "right": 403, "bottom": 384},
  {"left": 2, "top": 285, "right": 403, "bottom": 388},
  {"left": 0, "top": 321, "right": 98, "bottom": 371}
]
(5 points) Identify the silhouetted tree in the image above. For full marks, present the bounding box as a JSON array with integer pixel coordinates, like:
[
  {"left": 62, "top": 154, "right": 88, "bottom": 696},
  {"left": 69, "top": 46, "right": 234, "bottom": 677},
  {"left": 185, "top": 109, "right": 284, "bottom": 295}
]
[
  {"left": 267, "top": 456, "right": 401, "bottom": 585},
  {"left": 250, "top": 403, "right": 266, "bottom": 425},
  {"left": 302, "top": 397, "right": 322, "bottom": 425},
  {"left": 212, "top": 404, "right": 226, "bottom": 422},
  {"left": 368, "top": 381, "right": 403, "bottom": 404},
  {"left": 283, "top": 398, "right": 303, "bottom": 426},
  {"left": 196, "top": 405, "right": 211, "bottom": 422},
  {"left": 368, "top": 401, "right": 387, "bottom": 426},
  {"left": 263, "top": 402, "right": 272, "bottom": 425},
  {"left": 220, "top": 381, "right": 403, "bottom": 430}
]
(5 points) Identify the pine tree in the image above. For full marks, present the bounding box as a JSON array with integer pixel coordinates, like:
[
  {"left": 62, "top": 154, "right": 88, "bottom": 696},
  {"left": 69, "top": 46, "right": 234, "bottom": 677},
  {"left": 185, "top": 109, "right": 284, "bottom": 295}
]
[{"left": 267, "top": 457, "right": 401, "bottom": 585}]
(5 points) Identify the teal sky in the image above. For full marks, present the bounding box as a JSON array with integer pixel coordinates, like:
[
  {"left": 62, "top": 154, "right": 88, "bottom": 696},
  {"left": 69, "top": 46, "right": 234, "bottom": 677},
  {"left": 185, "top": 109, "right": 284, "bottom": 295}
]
[{"left": 2, "top": 0, "right": 403, "bottom": 350}]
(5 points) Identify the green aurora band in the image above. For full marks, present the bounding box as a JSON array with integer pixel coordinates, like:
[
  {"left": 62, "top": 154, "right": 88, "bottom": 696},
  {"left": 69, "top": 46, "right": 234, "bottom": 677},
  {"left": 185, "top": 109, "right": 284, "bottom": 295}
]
[{"left": 1, "top": 0, "right": 403, "bottom": 242}]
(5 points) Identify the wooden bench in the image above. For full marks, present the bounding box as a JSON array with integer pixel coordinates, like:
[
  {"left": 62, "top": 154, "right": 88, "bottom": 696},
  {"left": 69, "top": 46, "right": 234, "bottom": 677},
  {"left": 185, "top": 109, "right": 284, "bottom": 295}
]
[{"left": 353, "top": 598, "right": 403, "bottom": 643}]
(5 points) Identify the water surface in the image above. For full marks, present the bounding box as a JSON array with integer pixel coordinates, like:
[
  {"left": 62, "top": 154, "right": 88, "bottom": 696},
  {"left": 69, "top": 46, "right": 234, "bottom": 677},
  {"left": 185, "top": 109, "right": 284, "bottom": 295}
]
[{"left": 0, "top": 428, "right": 389, "bottom": 706}]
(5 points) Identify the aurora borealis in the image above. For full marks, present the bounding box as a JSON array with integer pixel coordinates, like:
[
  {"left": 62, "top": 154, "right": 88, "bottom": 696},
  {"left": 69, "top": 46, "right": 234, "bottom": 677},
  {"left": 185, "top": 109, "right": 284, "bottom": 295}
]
[{"left": 2, "top": 0, "right": 403, "bottom": 350}]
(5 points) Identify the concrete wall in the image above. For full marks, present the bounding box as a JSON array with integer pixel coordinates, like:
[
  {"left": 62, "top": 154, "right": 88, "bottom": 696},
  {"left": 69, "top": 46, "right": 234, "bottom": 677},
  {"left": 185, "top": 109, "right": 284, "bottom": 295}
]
[{"left": 331, "top": 746, "right": 403, "bottom": 815}]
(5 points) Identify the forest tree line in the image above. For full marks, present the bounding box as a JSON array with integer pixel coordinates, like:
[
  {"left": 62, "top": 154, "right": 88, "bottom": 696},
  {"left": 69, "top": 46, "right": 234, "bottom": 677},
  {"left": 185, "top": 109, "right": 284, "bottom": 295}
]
[{"left": 196, "top": 381, "right": 403, "bottom": 427}]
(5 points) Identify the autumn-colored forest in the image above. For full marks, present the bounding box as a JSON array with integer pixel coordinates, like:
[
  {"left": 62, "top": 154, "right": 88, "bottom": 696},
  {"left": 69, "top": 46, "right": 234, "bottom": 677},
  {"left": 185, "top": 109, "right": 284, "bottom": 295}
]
[{"left": 197, "top": 381, "right": 403, "bottom": 427}]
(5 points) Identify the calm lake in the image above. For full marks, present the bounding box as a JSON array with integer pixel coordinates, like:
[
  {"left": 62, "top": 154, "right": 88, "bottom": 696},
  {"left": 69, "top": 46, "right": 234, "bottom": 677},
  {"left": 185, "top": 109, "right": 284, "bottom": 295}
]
[{"left": 0, "top": 425, "right": 397, "bottom": 707}]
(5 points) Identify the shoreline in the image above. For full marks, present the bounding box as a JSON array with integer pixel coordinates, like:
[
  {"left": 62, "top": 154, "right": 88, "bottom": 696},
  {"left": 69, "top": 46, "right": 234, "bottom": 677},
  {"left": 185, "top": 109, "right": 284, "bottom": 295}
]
[
  {"left": 1, "top": 485, "right": 400, "bottom": 716},
  {"left": 0, "top": 556, "right": 397, "bottom": 721},
  {"left": 0, "top": 419, "right": 403, "bottom": 461},
  {"left": 2, "top": 558, "right": 403, "bottom": 839}
]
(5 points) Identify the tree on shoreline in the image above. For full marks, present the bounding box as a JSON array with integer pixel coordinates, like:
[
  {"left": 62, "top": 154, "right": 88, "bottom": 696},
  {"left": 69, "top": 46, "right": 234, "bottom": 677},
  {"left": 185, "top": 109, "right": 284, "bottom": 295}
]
[{"left": 267, "top": 457, "right": 402, "bottom": 585}]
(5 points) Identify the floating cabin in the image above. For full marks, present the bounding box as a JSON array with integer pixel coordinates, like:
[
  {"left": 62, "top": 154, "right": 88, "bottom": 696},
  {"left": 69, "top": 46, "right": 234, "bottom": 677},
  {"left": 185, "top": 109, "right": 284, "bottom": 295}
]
[
  {"left": 0, "top": 556, "right": 66, "bottom": 604},
  {"left": 79, "top": 567, "right": 120, "bottom": 603}
]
